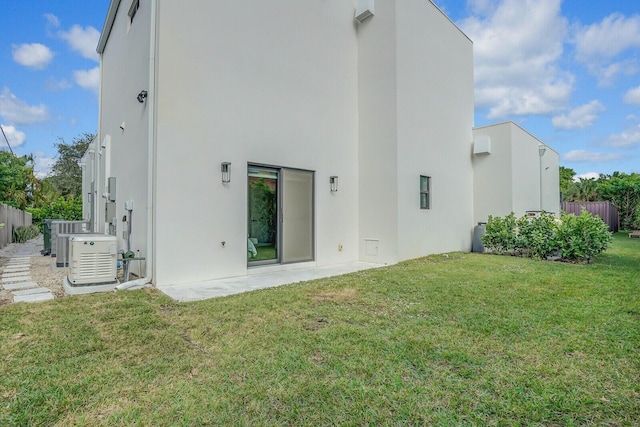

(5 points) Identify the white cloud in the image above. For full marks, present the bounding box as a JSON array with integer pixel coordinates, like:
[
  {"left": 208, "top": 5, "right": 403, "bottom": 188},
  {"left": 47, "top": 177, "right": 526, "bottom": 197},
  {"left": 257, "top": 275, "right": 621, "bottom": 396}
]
[
  {"left": 59, "top": 25, "right": 100, "bottom": 62},
  {"left": 32, "top": 151, "right": 57, "bottom": 179},
  {"left": 0, "top": 124, "right": 27, "bottom": 148},
  {"left": 45, "top": 77, "right": 72, "bottom": 92},
  {"left": 623, "top": 86, "right": 640, "bottom": 105},
  {"left": 460, "top": 0, "right": 573, "bottom": 118},
  {"left": 0, "top": 87, "right": 50, "bottom": 125},
  {"left": 44, "top": 13, "right": 60, "bottom": 28},
  {"left": 552, "top": 100, "right": 604, "bottom": 130},
  {"left": 562, "top": 149, "right": 623, "bottom": 162},
  {"left": 605, "top": 125, "right": 640, "bottom": 149},
  {"left": 74, "top": 67, "right": 100, "bottom": 94},
  {"left": 11, "top": 43, "right": 54, "bottom": 69},
  {"left": 574, "top": 14, "right": 640, "bottom": 84},
  {"left": 574, "top": 172, "right": 600, "bottom": 181}
]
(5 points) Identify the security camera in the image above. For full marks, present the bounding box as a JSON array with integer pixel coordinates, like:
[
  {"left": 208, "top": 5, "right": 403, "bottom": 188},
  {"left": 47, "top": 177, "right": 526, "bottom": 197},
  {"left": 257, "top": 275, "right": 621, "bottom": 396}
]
[
  {"left": 120, "top": 122, "right": 125, "bottom": 131},
  {"left": 137, "top": 90, "right": 148, "bottom": 103}
]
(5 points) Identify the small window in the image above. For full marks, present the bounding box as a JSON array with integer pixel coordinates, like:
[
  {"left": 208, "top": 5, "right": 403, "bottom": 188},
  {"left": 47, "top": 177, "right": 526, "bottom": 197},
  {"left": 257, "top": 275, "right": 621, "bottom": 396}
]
[
  {"left": 420, "top": 176, "right": 431, "bottom": 209},
  {"left": 128, "top": 0, "right": 140, "bottom": 24}
]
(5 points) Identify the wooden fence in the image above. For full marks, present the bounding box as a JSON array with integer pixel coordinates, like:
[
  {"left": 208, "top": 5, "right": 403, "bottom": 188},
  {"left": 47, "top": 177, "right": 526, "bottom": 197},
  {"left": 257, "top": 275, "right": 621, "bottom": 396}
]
[
  {"left": 0, "top": 203, "right": 33, "bottom": 249},
  {"left": 561, "top": 201, "right": 619, "bottom": 232}
]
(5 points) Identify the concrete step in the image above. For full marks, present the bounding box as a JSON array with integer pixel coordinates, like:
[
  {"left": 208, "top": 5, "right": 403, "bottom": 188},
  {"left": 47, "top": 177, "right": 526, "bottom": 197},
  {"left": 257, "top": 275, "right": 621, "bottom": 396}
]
[
  {"left": 3, "top": 282, "right": 39, "bottom": 291},
  {"left": 13, "top": 293, "right": 54, "bottom": 303},
  {"left": 12, "top": 287, "right": 51, "bottom": 296},
  {"left": 2, "top": 276, "right": 32, "bottom": 284}
]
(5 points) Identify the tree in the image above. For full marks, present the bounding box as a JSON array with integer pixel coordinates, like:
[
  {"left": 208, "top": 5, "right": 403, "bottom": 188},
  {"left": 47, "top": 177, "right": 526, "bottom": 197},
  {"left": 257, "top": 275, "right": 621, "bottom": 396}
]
[
  {"left": 559, "top": 166, "right": 576, "bottom": 197},
  {"left": 0, "top": 151, "right": 37, "bottom": 209},
  {"left": 48, "top": 132, "right": 94, "bottom": 198},
  {"left": 597, "top": 172, "right": 640, "bottom": 230},
  {"left": 565, "top": 178, "right": 599, "bottom": 202}
]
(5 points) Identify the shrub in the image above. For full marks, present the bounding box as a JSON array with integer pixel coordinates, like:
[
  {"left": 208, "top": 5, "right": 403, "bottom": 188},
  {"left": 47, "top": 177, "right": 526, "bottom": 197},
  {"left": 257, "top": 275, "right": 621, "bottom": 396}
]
[
  {"left": 12, "top": 224, "right": 41, "bottom": 243},
  {"left": 482, "top": 210, "right": 611, "bottom": 263},
  {"left": 482, "top": 213, "right": 519, "bottom": 255},
  {"left": 515, "top": 213, "right": 558, "bottom": 259},
  {"left": 27, "top": 196, "right": 83, "bottom": 232},
  {"left": 555, "top": 209, "right": 612, "bottom": 263}
]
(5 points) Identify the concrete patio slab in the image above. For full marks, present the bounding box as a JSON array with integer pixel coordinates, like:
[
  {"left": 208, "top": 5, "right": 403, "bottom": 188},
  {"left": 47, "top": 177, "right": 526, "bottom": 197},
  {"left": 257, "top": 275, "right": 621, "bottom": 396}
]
[
  {"left": 157, "top": 261, "right": 385, "bottom": 302},
  {"left": 12, "top": 287, "right": 51, "bottom": 296},
  {"left": 3, "top": 282, "right": 38, "bottom": 291},
  {"left": 13, "top": 293, "right": 54, "bottom": 303}
]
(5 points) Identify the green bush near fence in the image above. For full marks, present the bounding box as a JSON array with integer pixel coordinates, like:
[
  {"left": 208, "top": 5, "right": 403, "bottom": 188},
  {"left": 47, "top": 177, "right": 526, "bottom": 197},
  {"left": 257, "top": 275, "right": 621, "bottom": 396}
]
[
  {"left": 27, "top": 196, "right": 82, "bottom": 231},
  {"left": 483, "top": 209, "right": 612, "bottom": 263},
  {"left": 12, "top": 224, "right": 40, "bottom": 243}
]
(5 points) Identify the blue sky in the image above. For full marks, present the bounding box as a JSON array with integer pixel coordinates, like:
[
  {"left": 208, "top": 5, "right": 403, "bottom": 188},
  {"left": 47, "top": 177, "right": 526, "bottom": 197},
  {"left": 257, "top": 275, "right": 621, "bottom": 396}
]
[{"left": 1, "top": 0, "right": 639, "bottom": 179}]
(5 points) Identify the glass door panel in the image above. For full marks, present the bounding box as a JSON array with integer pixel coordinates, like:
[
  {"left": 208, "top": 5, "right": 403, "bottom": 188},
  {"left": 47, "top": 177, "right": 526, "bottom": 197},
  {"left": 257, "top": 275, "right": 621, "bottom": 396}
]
[
  {"left": 281, "top": 169, "right": 314, "bottom": 263},
  {"left": 248, "top": 167, "right": 279, "bottom": 264}
]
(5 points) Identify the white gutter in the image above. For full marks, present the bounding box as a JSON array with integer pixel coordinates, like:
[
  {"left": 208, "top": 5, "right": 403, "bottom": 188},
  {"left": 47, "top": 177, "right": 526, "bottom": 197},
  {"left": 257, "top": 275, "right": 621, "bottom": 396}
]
[{"left": 116, "top": 0, "right": 158, "bottom": 291}]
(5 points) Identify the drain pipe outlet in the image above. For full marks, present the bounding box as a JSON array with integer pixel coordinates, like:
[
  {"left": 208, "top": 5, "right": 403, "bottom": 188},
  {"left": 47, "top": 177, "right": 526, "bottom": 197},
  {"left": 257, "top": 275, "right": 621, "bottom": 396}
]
[{"left": 115, "top": 277, "right": 148, "bottom": 291}]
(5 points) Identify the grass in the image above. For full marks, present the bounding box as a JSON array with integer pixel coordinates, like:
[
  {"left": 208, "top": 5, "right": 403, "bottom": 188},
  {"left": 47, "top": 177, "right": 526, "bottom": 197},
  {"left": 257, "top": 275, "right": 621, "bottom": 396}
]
[{"left": 1, "top": 233, "right": 639, "bottom": 426}]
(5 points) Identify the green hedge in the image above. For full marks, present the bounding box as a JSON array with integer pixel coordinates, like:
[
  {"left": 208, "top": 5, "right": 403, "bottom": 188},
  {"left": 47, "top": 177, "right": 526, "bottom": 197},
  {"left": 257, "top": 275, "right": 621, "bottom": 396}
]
[
  {"left": 27, "top": 196, "right": 83, "bottom": 232},
  {"left": 482, "top": 210, "right": 612, "bottom": 263}
]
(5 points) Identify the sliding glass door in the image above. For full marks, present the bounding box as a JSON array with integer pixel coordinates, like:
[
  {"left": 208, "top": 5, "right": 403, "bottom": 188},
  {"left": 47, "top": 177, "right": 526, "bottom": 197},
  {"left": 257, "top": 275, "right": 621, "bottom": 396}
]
[{"left": 247, "top": 165, "right": 313, "bottom": 266}]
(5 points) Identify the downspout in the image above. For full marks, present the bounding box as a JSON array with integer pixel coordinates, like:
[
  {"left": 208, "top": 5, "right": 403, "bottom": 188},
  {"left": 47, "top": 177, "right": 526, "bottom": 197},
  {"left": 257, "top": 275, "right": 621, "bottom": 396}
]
[{"left": 117, "top": 0, "right": 158, "bottom": 290}]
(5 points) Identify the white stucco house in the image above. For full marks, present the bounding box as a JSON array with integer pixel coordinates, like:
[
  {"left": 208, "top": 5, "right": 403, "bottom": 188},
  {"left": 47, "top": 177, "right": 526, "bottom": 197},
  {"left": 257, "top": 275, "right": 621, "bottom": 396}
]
[
  {"left": 472, "top": 121, "right": 560, "bottom": 224},
  {"left": 88, "top": 0, "right": 558, "bottom": 288}
]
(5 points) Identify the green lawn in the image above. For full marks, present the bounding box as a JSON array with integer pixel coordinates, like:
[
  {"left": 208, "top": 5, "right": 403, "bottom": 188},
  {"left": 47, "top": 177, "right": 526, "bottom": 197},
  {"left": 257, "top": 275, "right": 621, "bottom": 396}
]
[{"left": 1, "top": 233, "right": 639, "bottom": 426}]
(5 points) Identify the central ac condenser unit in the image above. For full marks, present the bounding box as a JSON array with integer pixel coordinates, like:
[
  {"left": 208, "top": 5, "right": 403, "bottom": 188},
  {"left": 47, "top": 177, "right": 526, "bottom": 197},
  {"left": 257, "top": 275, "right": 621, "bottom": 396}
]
[{"left": 67, "top": 234, "right": 118, "bottom": 286}]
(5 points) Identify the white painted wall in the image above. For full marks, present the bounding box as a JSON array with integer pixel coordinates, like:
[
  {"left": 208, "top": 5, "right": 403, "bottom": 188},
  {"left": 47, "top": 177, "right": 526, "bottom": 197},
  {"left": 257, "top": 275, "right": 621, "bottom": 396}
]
[
  {"left": 395, "top": 0, "right": 475, "bottom": 258},
  {"left": 357, "top": 0, "right": 399, "bottom": 265},
  {"left": 152, "top": 0, "right": 360, "bottom": 285},
  {"left": 97, "top": 0, "right": 152, "bottom": 278},
  {"left": 472, "top": 122, "right": 560, "bottom": 223},
  {"left": 80, "top": 144, "right": 94, "bottom": 223},
  {"left": 472, "top": 123, "right": 513, "bottom": 223}
]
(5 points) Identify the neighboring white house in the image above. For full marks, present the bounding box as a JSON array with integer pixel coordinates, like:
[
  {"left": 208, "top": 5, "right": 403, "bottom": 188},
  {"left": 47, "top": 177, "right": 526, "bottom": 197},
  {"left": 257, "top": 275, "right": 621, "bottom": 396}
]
[
  {"left": 472, "top": 122, "right": 560, "bottom": 224},
  {"left": 88, "top": 0, "right": 557, "bottom": 288}
]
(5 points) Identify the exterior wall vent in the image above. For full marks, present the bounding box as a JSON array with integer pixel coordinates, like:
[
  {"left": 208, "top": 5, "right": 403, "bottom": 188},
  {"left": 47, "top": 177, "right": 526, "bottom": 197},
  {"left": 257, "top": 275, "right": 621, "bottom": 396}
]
[
  {"left": 355, "top": 0, "right": 375, "bottom": 23},
  {"left": 473, "top": 135, "right": 491, "bottom": 155}
]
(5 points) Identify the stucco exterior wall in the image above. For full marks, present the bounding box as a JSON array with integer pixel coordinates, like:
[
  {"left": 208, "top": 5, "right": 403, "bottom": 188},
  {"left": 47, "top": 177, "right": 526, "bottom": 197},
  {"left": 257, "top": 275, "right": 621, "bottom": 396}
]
[
  {"left": 472, "top": 123, "right": 513, "bottom": 224},
  {"left": 357, "top": 0, "right": 399, "bottom": 265},
  {"left": 395, "top": 0, "right": 475, "bottom": 258},
  {"left": 473, "top": 122, "right": 560, "bottom": 223},
  {"left": 153, "top": 0, "right": 360, "bottom": 285},
  {"left": 97, "top": 0, "right": 152, "bottom": 277}
]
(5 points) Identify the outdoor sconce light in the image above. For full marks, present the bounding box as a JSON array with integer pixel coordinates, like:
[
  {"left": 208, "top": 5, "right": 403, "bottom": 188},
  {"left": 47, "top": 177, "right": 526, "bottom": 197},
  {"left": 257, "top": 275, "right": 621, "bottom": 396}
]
[
  {"left": 538, "top": 145, "right": 547, "bottom": 157},
  {"left": 137, "top": 90, "right": 148, "bottom": 103},
  {"left": 330, "top": 176, "right": 338, "bottom": 192},
  {"left": 221, "top": 162, "right": 231, "bottom": 183}
]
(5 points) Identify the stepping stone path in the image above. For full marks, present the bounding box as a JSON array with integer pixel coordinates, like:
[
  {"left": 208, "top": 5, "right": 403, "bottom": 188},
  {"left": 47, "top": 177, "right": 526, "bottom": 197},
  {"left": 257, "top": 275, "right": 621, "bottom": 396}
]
[{"left": 1, "top": 242, "right": 54, "bottom": 303}]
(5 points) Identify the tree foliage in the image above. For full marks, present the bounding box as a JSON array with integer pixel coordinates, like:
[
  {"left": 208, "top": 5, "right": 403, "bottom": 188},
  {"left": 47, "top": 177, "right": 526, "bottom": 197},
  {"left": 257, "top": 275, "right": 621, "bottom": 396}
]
[
  {"left": 559, "top": 166, "right": 576, "bottom": 196},
  {"left": 597, "top": 172, "right": 640, "bottom": 230},
  {"left": 564, "top": 177, "right": 599, "bottom": 202},
  {"left": 0, "top": 151, "right": 37, "bottom": 209},
  {"left": 48, "top": 132, "right": 94, "bottom": 198}
]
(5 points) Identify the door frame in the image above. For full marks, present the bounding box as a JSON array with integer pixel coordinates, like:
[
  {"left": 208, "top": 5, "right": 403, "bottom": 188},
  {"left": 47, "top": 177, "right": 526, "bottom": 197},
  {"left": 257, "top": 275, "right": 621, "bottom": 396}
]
[{"left": 247, "top": 163, "right": 315, "bottom": 267}]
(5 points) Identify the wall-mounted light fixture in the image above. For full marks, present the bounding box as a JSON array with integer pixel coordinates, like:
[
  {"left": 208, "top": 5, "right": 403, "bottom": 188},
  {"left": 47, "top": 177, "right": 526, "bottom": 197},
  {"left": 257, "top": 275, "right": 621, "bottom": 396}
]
[
  {"left": 221, "top": 162, "right": 231, "bottom": 183},
  {"left": 330, "top": 176, "right": 338, "bottom": 192},
  {"left": 137, "top": 90, "right": 148, "bottom": 103},
  {"left": 538, "top": 145, "right": 547, "bottom": 157}
]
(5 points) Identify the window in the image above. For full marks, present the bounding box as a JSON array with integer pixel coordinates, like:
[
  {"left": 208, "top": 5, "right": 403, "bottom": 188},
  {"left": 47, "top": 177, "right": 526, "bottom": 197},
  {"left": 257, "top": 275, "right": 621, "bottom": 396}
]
[
  {"left": 420, "top": 175, "right": 431, "bottom": 209},
  {"left": 128, "top": 0, "right": 140, "bottom": 24}
]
